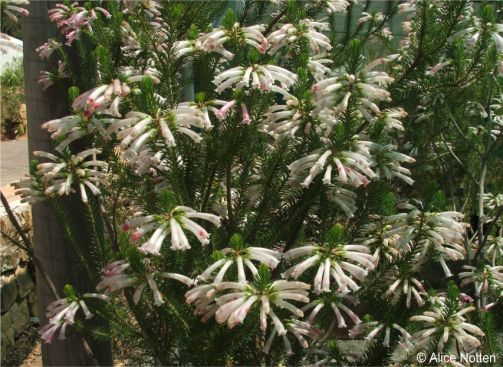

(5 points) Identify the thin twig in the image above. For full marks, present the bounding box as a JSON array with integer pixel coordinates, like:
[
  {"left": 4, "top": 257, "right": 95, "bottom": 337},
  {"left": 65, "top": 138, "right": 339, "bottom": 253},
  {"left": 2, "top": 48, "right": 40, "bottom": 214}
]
[{"left": 439, "top": 132, "right": 478, "bottom": 186}]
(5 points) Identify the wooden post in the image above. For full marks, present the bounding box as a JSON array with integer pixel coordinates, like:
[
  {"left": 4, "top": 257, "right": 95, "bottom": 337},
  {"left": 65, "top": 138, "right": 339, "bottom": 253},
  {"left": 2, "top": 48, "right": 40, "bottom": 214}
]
[{"left": 22, "top": 2, "right": 112, "bottom": 365}]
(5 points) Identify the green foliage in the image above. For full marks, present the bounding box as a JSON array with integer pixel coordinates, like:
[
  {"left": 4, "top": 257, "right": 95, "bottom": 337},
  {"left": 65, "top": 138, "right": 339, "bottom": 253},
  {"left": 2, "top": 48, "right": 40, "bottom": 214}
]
[{"left": 0, "top": 58, "right": 25, "bottom": 139}]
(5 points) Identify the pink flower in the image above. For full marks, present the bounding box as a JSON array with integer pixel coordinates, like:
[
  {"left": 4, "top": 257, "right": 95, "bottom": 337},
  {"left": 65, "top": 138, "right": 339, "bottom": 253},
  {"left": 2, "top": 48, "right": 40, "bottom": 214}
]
[
  {"left": 216, "top": 100, "right": 236, "bottom": 120},
  {"left": 241, "top": 103, "right": 251, "bottom": 124}
]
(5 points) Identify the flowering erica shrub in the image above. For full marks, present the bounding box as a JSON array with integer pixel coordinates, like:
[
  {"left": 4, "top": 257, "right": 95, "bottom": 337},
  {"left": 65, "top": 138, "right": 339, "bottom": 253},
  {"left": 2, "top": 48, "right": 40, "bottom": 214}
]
[{"left": 10, "top": 0, "right": 503, "bottom": 365}]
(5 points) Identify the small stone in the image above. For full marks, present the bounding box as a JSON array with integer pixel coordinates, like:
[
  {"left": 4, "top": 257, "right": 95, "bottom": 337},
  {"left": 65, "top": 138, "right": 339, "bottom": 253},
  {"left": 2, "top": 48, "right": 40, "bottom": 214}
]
[
  {"left": 0, "top": 274, "right": 18, "bottom": 312},
  {"left": 15, "top": 265, "right": 35, "bottom": 298},
  {"left": 11, "top": 299, "right": 30, "bottom": 336}
]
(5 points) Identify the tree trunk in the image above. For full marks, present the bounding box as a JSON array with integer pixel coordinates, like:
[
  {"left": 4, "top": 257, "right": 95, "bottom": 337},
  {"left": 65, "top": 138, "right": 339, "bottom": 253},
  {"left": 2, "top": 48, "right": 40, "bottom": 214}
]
[{"left": 22, "top": 2, "right": 113, "bottom": 365}]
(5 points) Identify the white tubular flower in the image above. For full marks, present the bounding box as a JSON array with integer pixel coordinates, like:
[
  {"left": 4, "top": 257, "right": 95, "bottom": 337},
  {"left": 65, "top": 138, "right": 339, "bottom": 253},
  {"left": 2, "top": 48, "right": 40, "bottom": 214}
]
[
  {"left": 357, "top": 12, "right": 384, "bottom": 25},
  {"left": 378, "top": 108, "right": 406, "bottom": 132},
  {"left": 110, "top": 106, "right": 208, "bottom": 162},
  {"left": 11, "top": 174, "right": 45, "bottom": 204},
  {"left": 397, "top": 0, "right": 417, "bottom": 14},
  {"left": 42, "top": 114, "right": 115, "bottom": 152},
  {"left": 34, "top": 149, "right": 108, "bottom": 203},
  {"left": 288, "top": 138, "right": 376, "bottom": 189},
  {"left": 211, "top": 277, "right": 310, "bottom": 331},
  {"left": 384, "top": 272, "right": 426, "bottom": 308},
  {"left": 185, "top": 283, "right": 219, "bottom": 322},
  {"left": 95, "top": 259, "right": 180, "bottom": 307},
  {"left": 198, "top": 235, "right": 281, "bottom": 284},
  {"left": 36, "top": 39, "right": 61, "bottom": 59},
  {"left": 213, "top": 64, "right": 297, "bottom": 95},
  {"left": 263, "top": 98, "right": 302, "bottom": 138},
  {"left": 38, "top": 61, "right": 69, "bottom": 91},
  {"left": 370, "top": 143, "right": 415, "bottom": 185},
  {"left": 483, "top": 193, "right": 503, "bottom": 211},
  {"left": 485, "top": 236, "right": 503, "bottom": 266},
  {"left": 459, "top": 265, "right": 503, "bottom": 309},
  {"left": 449, "top": 21, "right": 503, "bottom": 55},
  {"left": 303, "top": 293, "right": 361, "bottom": 328},
  {"left": 2, "top": 0, "right": 29, "bottom": 22},
  {"left": 264, "top": 319, "right": 321, "bottom": 355},
  {"left": 326, "top": 186, "right": 358, "bottom": 218},
  {"left": 39, "top": 293, "right": 109, "bottom": 344},
  {"left": 313, "top": 0, "right": 350, "bottom": 14},
  {"left": 268, "top": 19, "right": 331, "bottom": 55},
  {"left": 283, "top": 233, "right": 375, "bottom": 294},
  {"left": 123, "top": 203, "right": 221, "bottom": 254},
  {"left": 308, "top": 55, "right": 333, "bottom": 81},
  {"left": 384, "top": 207, "right": 467, "bottom": 277},
  {"left": 175, "top": 22, "right": 267, "bottom": 59},
  {"left": 312, "top": 58, "right": 393, "bottom": 119},
  {"left": 350, "top": 321, "right": 411, "bottom": 347},
  {"left": 410, "top": 305, "right": 484, "bottom": 353}
]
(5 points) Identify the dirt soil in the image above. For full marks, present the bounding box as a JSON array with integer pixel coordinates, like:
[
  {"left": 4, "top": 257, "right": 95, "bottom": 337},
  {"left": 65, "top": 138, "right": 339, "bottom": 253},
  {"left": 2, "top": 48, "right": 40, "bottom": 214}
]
[{"left": 1, "top": 324, "right": 42, "bottom": 367}]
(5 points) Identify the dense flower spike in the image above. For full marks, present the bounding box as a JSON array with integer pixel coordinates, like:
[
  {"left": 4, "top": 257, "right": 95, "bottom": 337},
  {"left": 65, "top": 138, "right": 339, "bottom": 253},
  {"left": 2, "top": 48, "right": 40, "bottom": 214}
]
[
  {"left": 268, "top": 19, "right": 331, "bottom": 54},
  {"left": 2, "top": 0, "right": 29, "bottom": 22},
  {"left": 409, "top": 305, "right": 484, "bottom": 352},
  {"left": 288, "top": 138, "right": 376, "bottom": 189},
  {"left": 213, "top": 64, "right": 297, "bottom": 96},
  {"left": 459, "top": 265, "right": 503, "bottom": 309},
  {"left": 199, "top": 243, "right": 281, "bottom": 284},
  {"left": 39, "top": 293, "right": 109, "bottom": 344},
  {"left": 123, "top": 205, "right": 221, "bottom": 254},
  {"left": 264, "top": 319, "right": 321, "bottom": 355},
  {"left": 33, "top": 149, "right": 108, "bottom": 203},
  {"left": 312, "top": 57, "right": 394, "bottom": 120},
  {"left": 303, "top": 293, "right": 361, "bottom": 328},
  {"left": 283, "top": 234, "right": 375, "bottom": 294},
  {"left": 48, "top": 1, "right": 110, "bottom": 45},
  {"left": 174, "top": 22, "right": 267, "bottom": 59},
  {"left": 384, "top": 206, "right": 468, "bottom": 276},
  {"left": 384, "top": 272, "right": 425, "bottom": 308},
  {"left": 350, "top": 321, "right": 411, "bottom": 347}
]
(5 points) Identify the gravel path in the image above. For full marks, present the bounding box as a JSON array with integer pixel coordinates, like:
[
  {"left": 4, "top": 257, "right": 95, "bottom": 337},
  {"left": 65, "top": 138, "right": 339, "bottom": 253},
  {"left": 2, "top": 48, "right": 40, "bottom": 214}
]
[
  {"left": 0, "top": 138, "right": 29, "bottom": 200},
  {"left": 1, "top": 138, "right": 29, "bottom": 186}
]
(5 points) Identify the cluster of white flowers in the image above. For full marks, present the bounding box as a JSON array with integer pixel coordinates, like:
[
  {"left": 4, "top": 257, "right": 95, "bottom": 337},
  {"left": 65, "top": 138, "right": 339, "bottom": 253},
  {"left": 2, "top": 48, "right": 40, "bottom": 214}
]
[
  {"left": 123, "top": 205, "right": 220, "bottom": 254},
  {"left": 350, "top": 320, "right": 411, "bottom": 347},
  {"left": 2, "top": 0, "right": 29, "bottom": 22},
  {"left": 26, "top": 149, "right": 108, "bottom": 203},
  {"left": 459, "top": 264, "right": 503, "bottom": 310},
  {"left": 283, "top": 242, "right": 375, "bottom": 294},
  {"left": 39, "top": 293, "right": 109, "bottom": 344},
  {"left": 95, "top": 259, "right": 194, "bottom": 306},
  {"left": 384, "top": 272, "right": 426, "bottom": 308},
  {"left": 174, "top": 23, "right": 268, "bottom": 59},
  {"left": 383, "top": 205, "right": 468, "bottom": 277},
  {"left": 409, "top": 304, "right": 484, "bottom": 353},
  {"left": 213, "top": 64, "right": 297, "bottom": 96},
  {"left": 48, "top": 1, "right": 110, "bottom": 45},
  {"left": 288, "top": 138, "right": 376, "bottom": 189},
  {"left": 38, "top": 60, "right": 69, "bottom": 91},
  {"left": 268, "top": 19, "right": 331, "bottom": 54},
  {"left": 199, "top": 247, "right": 281, "bottom": 284},
  {"left": 312, "top": 58, "right": 394, "bottom": 121}
]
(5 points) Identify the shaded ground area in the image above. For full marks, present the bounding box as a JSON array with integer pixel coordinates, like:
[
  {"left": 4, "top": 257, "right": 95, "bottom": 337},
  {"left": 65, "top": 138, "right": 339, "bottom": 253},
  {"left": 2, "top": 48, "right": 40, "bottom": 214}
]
[{"left": 1, "top": 323, "right": 41, "bottom": 367}]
